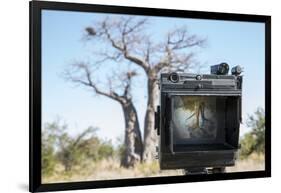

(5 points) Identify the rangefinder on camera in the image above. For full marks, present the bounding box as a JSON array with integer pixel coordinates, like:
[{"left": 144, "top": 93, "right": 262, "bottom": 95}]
[{"left": 155, "top": 63, "right": 243, "bottom": 174}]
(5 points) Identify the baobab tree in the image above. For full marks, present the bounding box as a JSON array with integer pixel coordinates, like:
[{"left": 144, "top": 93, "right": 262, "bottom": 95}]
[
  {"left": 84, "top": 16, "right": 206, "bottom": 162},
  {"left": 64, "top": 62, "right": 143, "bottom": 167}
]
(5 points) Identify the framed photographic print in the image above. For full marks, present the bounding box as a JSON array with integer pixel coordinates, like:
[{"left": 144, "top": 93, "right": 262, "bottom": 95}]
[{"left": 30, "top": 0, "right": 271, "bottom": 192}]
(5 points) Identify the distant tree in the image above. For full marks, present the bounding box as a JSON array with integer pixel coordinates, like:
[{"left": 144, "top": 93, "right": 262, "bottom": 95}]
[
  {"left": 42, "top": 126, "right": 57, "bottom": 175},
  {"left": 240, "top": 107, "right": 265, "bottom": 158},
  {"left": 57, "top": 128, "right": 95, "bottom": 172},
  {"left": 78, "top": 136, "right": 114, "bottom": 161},
  {"left": 64, "top": 63, "right": 143, "bottom": 167},
  {"left": 82, "top": 16, "right": 205, "bottom": 162},
  {"left": 98, "top": 141, "right": 114, "bottom": 160},
  {"left": 240, "top": 133, "right": 257, "bottom": 158},
  {"left": 246, "top": 107, "right": 265, "bottom": 153},
  {"left": 44, "top": 120, "right": 96, "bottom": 172}
]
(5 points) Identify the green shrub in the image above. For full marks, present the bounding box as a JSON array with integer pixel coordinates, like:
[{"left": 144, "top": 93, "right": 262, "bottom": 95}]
[
  {"left": 239, "top": 108, "right": 265, "bottom": 159},
  {"left": 98, "top": 142, "right": 114, "bottom": 159},
  {"left": 42, "top": 143, "right": 56, "bottom": 175},
  {"left": 42, "top": 119, "right": 116, "bottom": 173}
]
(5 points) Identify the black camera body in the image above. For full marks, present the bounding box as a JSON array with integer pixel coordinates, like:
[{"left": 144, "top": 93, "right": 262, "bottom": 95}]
[{"left": 155, "top": 64, "right": 242, "bottom": 172}]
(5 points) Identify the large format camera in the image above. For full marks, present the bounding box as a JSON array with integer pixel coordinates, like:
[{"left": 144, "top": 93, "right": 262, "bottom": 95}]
[{"left": 155, "top": 63, "right": 243, "bottom": 174}]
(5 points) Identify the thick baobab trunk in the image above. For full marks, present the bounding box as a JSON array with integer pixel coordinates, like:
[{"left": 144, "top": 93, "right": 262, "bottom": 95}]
[
  {"left": 121, "top": 100, "right": 143, "bottom": 167},
  {"left": 142, "top": 76, "right": 158, "bottom": 162}
]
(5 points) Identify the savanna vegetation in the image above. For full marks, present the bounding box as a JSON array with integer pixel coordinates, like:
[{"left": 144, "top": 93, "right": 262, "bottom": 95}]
[
  {"left": 239, "top": 108, "right": 265, "bottom": 158},
  {"left": 42, "top": 107, "right": 265, "bottom": 183},
  {"left": 232, "top": 107, "right": 265, "bottom": 172},
  {"left": 42, "top": 119, "right": 183, "bottom": 183},
  {"left": 42, "top": 121, "right": 114, "bottom": 178}
]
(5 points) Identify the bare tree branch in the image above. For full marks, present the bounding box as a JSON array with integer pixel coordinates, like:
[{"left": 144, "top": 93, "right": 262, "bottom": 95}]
[
  {"left": 167, "top": 27, "right": 205, "bottom": 49},
  {"left": 123, "top": 71, "right": 137, "bottom": 97},
  {"left": 64, "top": 62, "right": 138, "bottom": 105},
  {"left": 72, "top": 127, "right": 95, "bottom": 148},
  {"left": 153, "top": 27, "right": 205, "bottom": 73},
  {"left": 85, "top": 17, "right": 205, "bottom": 75},
  {"left": 85, "top": 17, "right": 150, "bottom": 72}
]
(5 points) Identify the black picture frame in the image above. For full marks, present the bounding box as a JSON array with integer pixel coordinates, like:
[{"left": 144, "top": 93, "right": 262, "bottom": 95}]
[{"left": 29, "top": 0, "right": 271, "bottom": 192}]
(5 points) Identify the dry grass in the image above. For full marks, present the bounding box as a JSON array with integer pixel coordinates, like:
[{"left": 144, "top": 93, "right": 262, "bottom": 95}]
[
  {"left": 42, "top": 158, "right": 182, "bottom": 184},
  {"left": 226, "top": 153, "right": 265, "bottom": 172},
  {"left": 43, "top": 154, "right": 265, "bottom": 184}
]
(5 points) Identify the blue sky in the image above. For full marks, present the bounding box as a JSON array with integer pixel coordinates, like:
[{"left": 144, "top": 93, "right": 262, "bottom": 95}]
[{"left": 42, "top": 10, "right": 265, "bottom": 143}]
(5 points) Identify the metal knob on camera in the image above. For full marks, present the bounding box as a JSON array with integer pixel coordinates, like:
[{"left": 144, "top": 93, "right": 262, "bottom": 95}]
[{"left": 169, "top": 72, "right": 179, "bottom": 83}]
